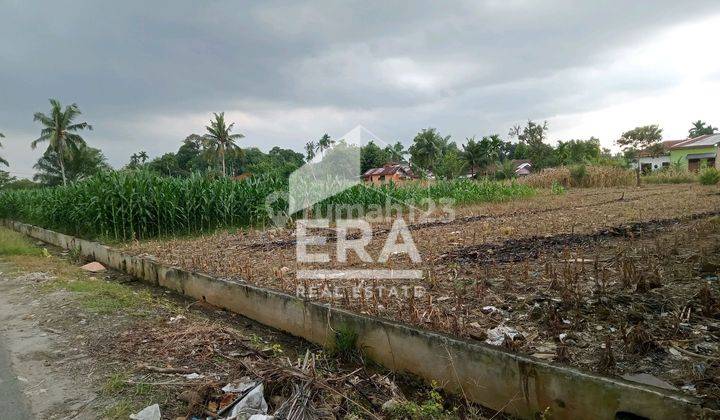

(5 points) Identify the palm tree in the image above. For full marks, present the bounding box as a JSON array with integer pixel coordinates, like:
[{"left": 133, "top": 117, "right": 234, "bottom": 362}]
[
  {"left": 31, "top": 99, "right": 92, "bottom": 186},
  {"left": 0, "top": 132, "right": 8, "bottom": 166},
  {"left": 462, "top": 137, "right": 484, "bottom": 177},
  {"left": 137, "top": 150, "right": 148, "bottom": 163},
  {"left": 689, "top": 120, "right": 718, "bottom": 138},
  {"left": 203, "top": 112, "right": 244, "bottom": 177},
  {"left": 408, "top": 128, "right": 450, "bottom": 174},
  {"left": 304, "top": 141, "right": 316, "bottom": 161},
  {"left": 316, "top": 134, "right": 334, "bottom": 155}
]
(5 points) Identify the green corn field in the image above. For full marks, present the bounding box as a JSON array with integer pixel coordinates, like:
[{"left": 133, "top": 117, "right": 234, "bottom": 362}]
[{"left": 0, "top": 171, "right": 535, "bottom": 241}]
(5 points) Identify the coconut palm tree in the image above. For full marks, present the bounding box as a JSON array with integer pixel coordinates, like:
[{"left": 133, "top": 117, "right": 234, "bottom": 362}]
[
  {"left": 203, "top": 112, "right": 244, "bottom": 177},
  {"left": 304, "top": 141, "right": 316, "bottom": 161},
  {"left": 462, "top": 137, "right": 484, "bottom": 177},
  {"left": 137, "top": 150, "right": 149, "bottom": 163},
  {"left": 316, "top": 134, "right": 335, "bottom": 155},
  {"left": 0, "top": 132, "right": 7, "bottom": 166},
  {"left": 31, "top": 99, "right": 92, "bottom": 185}
]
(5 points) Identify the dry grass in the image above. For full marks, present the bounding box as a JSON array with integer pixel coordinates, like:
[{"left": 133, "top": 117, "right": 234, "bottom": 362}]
[{"left": 518, "top": 165, "right": 635, "bottom": 188}]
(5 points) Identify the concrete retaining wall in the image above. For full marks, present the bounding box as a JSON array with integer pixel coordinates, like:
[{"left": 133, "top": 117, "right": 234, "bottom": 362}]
[{"left": 5, "top": 220, "right": 714, "bottom": 419}]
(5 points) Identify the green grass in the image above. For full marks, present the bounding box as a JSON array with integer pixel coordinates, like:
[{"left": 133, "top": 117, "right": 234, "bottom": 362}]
[
  {"left": 57, "top": 278, "right": 153, "bottom": 314},
  {"left": 0, "top": 227, "right": 42, "bottom": 256}
]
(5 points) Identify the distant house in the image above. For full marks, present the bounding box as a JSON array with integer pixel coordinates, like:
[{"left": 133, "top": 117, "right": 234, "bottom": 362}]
[
  {"left": 513, "top": 160, "right": 532, "bottom": 176},
  {"left": 471, "top": 159, "right": 532, "bottom": 178},
  {"left": 635, "top": 140, "right": 684, "bottom": 172},
  {"left": 669, "top": 134, "right": 720, "bottom": 171},
  {"left": 361, "top": 163, "right": 417, "bottom": 185}
]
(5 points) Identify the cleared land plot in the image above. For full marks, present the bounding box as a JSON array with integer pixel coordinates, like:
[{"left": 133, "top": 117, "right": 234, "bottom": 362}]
[{"left": 123, "top": 184, "right": 720, "bottom": 405}]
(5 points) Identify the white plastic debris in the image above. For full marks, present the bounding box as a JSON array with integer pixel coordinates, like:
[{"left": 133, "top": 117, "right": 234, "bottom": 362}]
[
  {"left": 184, "top": 373, "right": 203, "bottom": 380},
  {"left": 168, "top": 315, "right": 186, "bottom": 324},
  {"left": 129, "top": 403, "right": 161, "bottom": 420},
  {"left": 226, "top": 383, "right": 268, "bottom": 419},
  {"left": 222, "top": 376, "right": 256, "bottom": 393},
  {"left": 485, "top": 326, "right": 520, "bottom": 346}
]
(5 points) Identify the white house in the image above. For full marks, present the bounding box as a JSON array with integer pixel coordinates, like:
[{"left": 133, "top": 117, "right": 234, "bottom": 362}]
[{"left": 633, "top": 140, "right": 684, "bottom": 172}]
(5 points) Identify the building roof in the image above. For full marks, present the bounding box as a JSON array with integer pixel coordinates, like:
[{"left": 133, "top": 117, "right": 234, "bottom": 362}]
[
  {"left": 361, "top": 163, "right": 416, "bottom": 179},
  {"left": 637, "top": 140, "right": 684, "bottom": 157},
  {"left": 670, "top": 134, "right": 720, "bottom": 149}
]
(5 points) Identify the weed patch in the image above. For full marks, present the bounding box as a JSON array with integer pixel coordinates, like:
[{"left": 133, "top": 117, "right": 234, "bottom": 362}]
[{"left": 0, "top": 227, "right": 42, "bottom": 256}]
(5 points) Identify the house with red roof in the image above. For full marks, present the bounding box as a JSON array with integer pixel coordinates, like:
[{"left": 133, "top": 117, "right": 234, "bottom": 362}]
[{"left": 361, "top": 163, "right": 417, "bottom": 186}]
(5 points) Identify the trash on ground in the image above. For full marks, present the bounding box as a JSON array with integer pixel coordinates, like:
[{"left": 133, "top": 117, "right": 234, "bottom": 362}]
[
  {"left": 225, "top": 383, "right": 268, "bottom": 419},
  {"left": 222, "top": 376, "right": 256, "bottom": 393},
  {"left": 129, "top": 403, "right": 161, "bottom": 420},
  {"left": 485, "top": 325, "right": 521, "bottom": 346}
]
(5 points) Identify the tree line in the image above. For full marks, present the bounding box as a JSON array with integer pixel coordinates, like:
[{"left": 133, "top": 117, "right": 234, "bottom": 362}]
[{"left": 1, "top": 98, "right": 717, "bottom": 188}]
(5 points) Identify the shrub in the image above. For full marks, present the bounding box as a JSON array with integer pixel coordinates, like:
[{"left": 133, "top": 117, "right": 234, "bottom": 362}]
[
  {"left": 699, "top": 167, "right": 720, "bottom": 185},
  {"left": 551, "top": 181, "right": 566, "bottom": 195},
  {"left": 569, "top": 164, "right": 588, "bottom": 187}
]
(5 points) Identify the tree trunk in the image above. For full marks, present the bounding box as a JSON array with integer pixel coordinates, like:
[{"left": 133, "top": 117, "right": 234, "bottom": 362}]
[
  {"left": 58, "top": 153, "right": 67, "bottom": 186},
  {"left": 635, "top": 157, "right": 641, "bottom": 187},
  {"left": 221, "top": 144, "right": 226, "bottom": 177}
]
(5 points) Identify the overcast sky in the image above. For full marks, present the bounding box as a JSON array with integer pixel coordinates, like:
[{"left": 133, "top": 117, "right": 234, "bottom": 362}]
[{"left": 2, "top": 0, "right": 720, "bottom": 178}]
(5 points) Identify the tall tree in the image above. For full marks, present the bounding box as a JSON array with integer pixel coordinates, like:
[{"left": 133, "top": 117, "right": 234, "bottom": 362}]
[
  {"left": 33, "top": 144, "right": 109, "bottom": 186},
  {"left": 203, "top": 112, "right": 244, "bottom": 177},
  {"left": 408, "top": 128, "right": 451, "bottom": 174},
  {"left": 304, "top": 141, "right": 316, "bottom": 161},
  {"left": 384, "top": 141, "right": 407, "bottom": 163},
  {"left": 462, "top": 137, "right": 484, "bottom": 177},
  {"left": 0, "top": 132, "right": 8, "bottom": 166},
  {"left": 509, "top": 120, "right": 557, "bottom": 169},
  {"left": 360, "top": 141, "right": 390, "bottom": 172},
  {"left": 31, "top": 99, "right": 93, "bottom": 186},
  {"left": 689, "top": 120, "right": 718, "bottom": 138},
  {"left": 617, "top": 125, "right": 663, "bottom": 186},
  {"left": 316, "top": 134, "right": 335, "bottom": 155}
]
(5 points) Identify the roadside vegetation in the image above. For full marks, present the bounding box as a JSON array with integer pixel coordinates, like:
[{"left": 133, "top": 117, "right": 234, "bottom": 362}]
[{"left": 0, "top": 226, "right": 42, "bottom": 256}]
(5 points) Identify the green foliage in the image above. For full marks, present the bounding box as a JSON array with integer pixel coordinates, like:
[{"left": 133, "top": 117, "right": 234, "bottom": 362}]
[
  {"left": 384, "top": 384, "right": 457, "bottom": 419},
  {"left": 203, "top": 112, "right": 245, "bottom": 176},
  {"left": 333, "top": 325, "right": 359, "bottom": 359},
  {"left": 569, "top": 164, "right": 588, "bottom": 187},
  {"left": 33, "top": 144, "right": 110, "bottom": 186},
  {"left": 555, "top": 138, "right": 601, "bottom": 165},
  {"left": 699, "top": 167, "right": 720, "bottom": 185},
  {"left": 494, "top": 160, "right": 517, "bottom": 180},
  {"left": 0, "top": 171, "right": 535, "bottom": 241},
  {"left": 408, "top": 128, "right": 452, "bottom": 175},
  {"left": 689, "top": 120, "right": 718, "bottom": 138},
  {"left": 643, "top": 167, "right": 697, "bottom": 184},
  {"left": 551, "top": 181, "right": 566, "bottom": 195},
  {"left": 434, "top": 148, "right": 466, "bottom": 180},
  {"left": 31, "top": 99, "right": 93, "bottom": 186}
]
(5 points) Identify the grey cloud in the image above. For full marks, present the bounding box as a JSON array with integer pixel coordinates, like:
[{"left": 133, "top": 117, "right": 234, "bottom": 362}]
[{"left": 1, "top": 0, "right": 719, "bottom": 176}]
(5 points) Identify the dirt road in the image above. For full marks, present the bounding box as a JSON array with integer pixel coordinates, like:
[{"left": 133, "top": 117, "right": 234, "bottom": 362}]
[{"left": 0, "top": 262, "right": 98, "bottom": 419}]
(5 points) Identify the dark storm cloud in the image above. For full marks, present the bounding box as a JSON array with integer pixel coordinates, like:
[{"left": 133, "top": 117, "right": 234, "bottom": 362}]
[{"left": 1, "top": 0, "right": 719, "bottom": 176}]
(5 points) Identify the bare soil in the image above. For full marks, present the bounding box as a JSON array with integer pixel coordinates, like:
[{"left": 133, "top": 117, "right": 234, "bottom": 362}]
[{"left": 123, "top": 183, "right": 720, "bottom": 405}]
